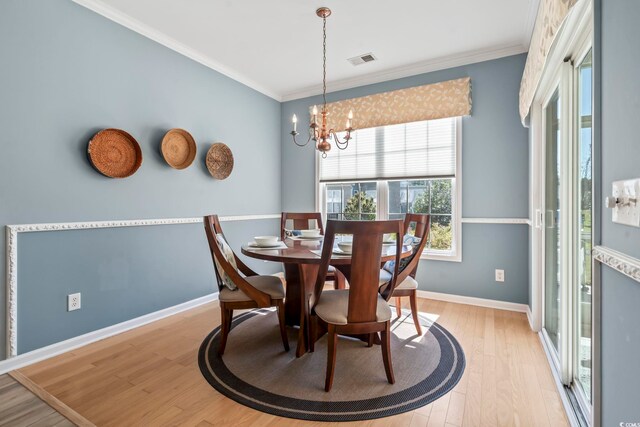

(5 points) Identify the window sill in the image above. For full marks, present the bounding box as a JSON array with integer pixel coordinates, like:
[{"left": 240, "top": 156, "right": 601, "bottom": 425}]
[{"left": 421, "top": 251, "right": 461, "bottom": 263}]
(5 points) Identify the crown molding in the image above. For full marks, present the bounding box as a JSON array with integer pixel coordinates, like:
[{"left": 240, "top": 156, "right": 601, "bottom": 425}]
[
  {"left": 522, "top": 0, "right": 541, "bottom": 47},
  {"left": 280, "top": 43, "right": 528, "bottom": 102},
  {"left": 71, "top": 0, "right": 281, "bottom": 101}
]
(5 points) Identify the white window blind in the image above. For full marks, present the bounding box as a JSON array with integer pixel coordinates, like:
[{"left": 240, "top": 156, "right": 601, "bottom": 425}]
[{"left": 319, "top": 117, "right": 457, "bottom": 183}]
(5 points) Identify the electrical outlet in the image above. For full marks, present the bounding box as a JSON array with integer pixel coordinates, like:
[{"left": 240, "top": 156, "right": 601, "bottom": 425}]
[
  {"left": 495, "top": 269, "right": 505, "bottom": 283},
  {"left": 68, "top": 293, "right": 81, "bottom": 311}
]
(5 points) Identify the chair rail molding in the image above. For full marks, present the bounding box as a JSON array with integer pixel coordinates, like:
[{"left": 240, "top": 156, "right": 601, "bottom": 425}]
[
  {"left": 4, "top": 214, "right": 280, "bottom": 358},
  {"left": 461, "top": 217, "right": 532, "bottom": 225},
  {"left": 592, "top": 245, "right": 640, "bottom": 283}
]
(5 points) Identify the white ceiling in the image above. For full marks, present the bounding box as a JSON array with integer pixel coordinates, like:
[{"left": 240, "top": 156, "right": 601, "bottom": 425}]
[{"left": 74, "top": 0, "right": 538, "bottom": 101}]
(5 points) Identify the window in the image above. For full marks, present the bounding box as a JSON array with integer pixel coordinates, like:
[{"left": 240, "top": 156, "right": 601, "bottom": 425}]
[
  {"left": 388, "top": 179, "right": 453, "bottom": 251},
  {"left": 326, "top": 182, "right": 377, "bottom": 220},
  {"left": 317, "top": 117, "right": 462, "bottom": 261}
]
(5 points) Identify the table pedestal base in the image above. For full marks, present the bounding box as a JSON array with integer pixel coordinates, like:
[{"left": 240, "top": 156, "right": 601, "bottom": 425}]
[{"left": 283, "top": 263, "right": 319, "bottom": 357}]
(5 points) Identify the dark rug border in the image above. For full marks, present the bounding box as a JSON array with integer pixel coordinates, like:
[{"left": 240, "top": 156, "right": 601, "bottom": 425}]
[{"left": 198, "top": 309, "right": 465, "bottom": 422}]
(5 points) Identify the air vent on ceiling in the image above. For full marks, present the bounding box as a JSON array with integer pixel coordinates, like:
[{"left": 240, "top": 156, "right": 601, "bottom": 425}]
[{"left": 347, "top": 53, "right": 377, "bottom": 66}]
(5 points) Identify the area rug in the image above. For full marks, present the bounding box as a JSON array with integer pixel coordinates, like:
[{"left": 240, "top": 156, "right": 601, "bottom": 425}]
[{"left": 198, "top": 308, "right": 465, "bottom": 422}]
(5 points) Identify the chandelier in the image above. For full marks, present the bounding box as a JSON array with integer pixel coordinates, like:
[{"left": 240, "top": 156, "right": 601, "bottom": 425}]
[{"left": 290, "top": 7, "right": 354, "bottom": 158}]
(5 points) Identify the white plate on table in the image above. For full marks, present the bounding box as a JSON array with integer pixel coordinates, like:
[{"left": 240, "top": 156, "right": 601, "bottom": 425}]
[{"left": 249, "top": 242, "right": 284, "bottom": 249}]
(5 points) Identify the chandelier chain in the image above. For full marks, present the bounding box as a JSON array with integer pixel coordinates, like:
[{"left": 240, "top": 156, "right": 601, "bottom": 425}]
[{"left": 322, "top": 16, "right": 327, "bottom": 108}]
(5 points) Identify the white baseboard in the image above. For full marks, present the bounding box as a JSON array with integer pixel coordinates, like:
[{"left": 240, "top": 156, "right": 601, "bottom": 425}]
[
  {"left": 526, "top": 305, "right": 535, "bottom": 330},
  {"left": 0, "top": 293, "right": 218, "bottom": 375},
  {"left": 416, "top": 290, "right": 528, "bottom": 313}
]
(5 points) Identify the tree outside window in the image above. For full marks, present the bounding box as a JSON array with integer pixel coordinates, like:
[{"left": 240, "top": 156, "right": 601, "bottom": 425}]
[
  {"left": 389, "top": 179, "right": 453, "bottom": 250},
  {"left": 326, "top": 182, "right": 377, "bottom": 220}
]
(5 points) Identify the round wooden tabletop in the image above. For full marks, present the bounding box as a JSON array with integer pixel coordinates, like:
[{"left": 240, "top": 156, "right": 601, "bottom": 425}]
[{"left": 241, "top": 238, "right": 412, "bottom": 265}]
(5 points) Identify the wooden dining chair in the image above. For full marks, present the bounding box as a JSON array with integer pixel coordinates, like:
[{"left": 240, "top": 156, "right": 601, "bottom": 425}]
[
  {"left": 309, "top": 219, "right": 404, "bottom": 391},
  {"left": 280, "top": 212, "right": 325, "bottom": 238},
  {"left": 204, "top": 215, "right": 289, "bottom": 355},
  {"left": 378, "top": 213, "right": 431, "bottom": 335},
  {"left": 280, "top": 212, "right": 346, "bottom": 289}
]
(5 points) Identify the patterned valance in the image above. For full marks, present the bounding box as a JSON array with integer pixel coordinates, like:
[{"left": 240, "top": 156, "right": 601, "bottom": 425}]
[
  {"left": 311, "top": 77, "right": 471, "bottom": 132},
  {"left": 519, "top": 0, "right": 579, "bottom": 123}
]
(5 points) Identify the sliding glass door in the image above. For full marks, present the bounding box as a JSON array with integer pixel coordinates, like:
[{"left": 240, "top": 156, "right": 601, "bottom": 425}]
[
  {"left": 544, "top": 89, "right": 562, "bottom": 357},
  {"left": 540, "top": 45, "right": 593, "bottom": 419},
  {"left": 575, "top": 48, "right": 593, "bottom": 409}
]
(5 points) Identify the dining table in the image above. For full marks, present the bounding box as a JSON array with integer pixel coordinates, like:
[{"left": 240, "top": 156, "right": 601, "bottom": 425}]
[{"left": 241, "top": 237, "right": 412, "bottom": 357}]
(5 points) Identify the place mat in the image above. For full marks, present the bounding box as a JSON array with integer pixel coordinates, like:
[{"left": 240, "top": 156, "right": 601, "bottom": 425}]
[
  {"left": 288, "top": 235, "right": 323, "bottom": 241},
  {"left": 310, "top": 249, "right": 354, "bottom": 257},
  {"left": 198, "top": 308, "right": 465, "bottom": 421},
  {"left": 332, "top": 249, "right": 352, "bottom": 256}
]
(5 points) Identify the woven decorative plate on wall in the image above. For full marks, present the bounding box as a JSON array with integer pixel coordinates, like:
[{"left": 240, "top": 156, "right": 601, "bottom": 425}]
[
  {"left": 206, "top": 143, "right": 234, "bottom": 180},
  {"left": 161, "top": 128, "right": 197, "bottom": 170},
  {"left": 87, "top": 129, "right": 143, "bottom": 178}
]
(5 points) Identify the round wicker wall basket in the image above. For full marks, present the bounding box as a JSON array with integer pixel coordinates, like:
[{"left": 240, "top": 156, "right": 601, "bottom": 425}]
[
  {"left": 87, "top": 129, "right": 143, "bottom": 178},
  {"left": 161, "top": 128, "right": 197, "bottom": 170},
  {"left": 206, "top": 143, "right": 234, "bottom": 180}
]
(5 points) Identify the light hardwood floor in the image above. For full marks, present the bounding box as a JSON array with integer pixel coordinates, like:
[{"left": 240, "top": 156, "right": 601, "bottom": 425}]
[
  {"left": 0, "top": 374, "right": 72, "bottom": 426},
  {"left": 15, "top": 298, "right": 569, "bottom": 427}
]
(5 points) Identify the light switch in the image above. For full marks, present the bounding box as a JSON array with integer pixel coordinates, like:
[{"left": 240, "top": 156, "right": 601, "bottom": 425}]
[{"left": 609, "top": 179, "right": 640, "bottom": 227}]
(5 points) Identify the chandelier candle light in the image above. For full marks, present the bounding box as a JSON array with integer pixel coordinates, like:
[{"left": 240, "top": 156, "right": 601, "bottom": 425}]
[{"left": 290, "top": 7, "right": 354, "bottom": 158}]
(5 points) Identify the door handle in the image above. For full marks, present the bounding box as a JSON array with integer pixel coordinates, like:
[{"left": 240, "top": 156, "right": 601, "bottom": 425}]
[
  {"left": 535, "top": 209, "right": 543, "bottom": 228},
  {"left": 546, "top": 210, "right": 556, "bottom": 229}
]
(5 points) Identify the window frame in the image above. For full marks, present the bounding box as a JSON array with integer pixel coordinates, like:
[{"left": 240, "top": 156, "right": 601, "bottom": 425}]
[{"left": 315, "top": 117, "right": 462, "bottom": 262}]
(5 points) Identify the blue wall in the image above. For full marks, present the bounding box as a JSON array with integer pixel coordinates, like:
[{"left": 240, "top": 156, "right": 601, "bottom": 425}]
[
  {"left": 0, "top": 0, "right": 282, "bottom": 358},
  {"left": 281, "top": 54, "right": 530, "bottom": 304},
  {"left": 597, "top": 0, "right": 640, "bottom": 423}
]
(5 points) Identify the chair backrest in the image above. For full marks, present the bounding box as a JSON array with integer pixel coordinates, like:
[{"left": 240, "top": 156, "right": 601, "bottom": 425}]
[
  {"left": 398, "top": 213, "right": 431, "bottom": 282},
  {"left": 280, "top": 212, "right": 325, "bottom": 240},
  {"left": 312, "top": 220, "right": 404, "bottom": 323},
  {"left": 203, "top": 215, "right": 271, "bottom": 307}
]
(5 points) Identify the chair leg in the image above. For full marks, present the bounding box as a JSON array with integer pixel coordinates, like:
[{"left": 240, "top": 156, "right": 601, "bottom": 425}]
[
  {"left": 395, "top": 297, "right": 402, "bottom": 318},
  {"left": 381, "top": 321, "right": 395, "bottom": 384},
  {"left": 325, "top": 325, "right": 338, "bottom": 392},
  {"left": 367, "top": 333, "right": 374, "bottom": 347},
  {"left": 218, "top": 305, "right": 232, "bottom": 356},
  {"left": 309, "top": 314, "right": 316, "bottom": 352},
  {"left": 333, "top": 270, "right": 346, "bottom": 290},
  {"left": 276, "top": 300, "right": 290, "bottom": 352},
  {"left": 409, "top": 291, "right": 422, "bottom": 335}
]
